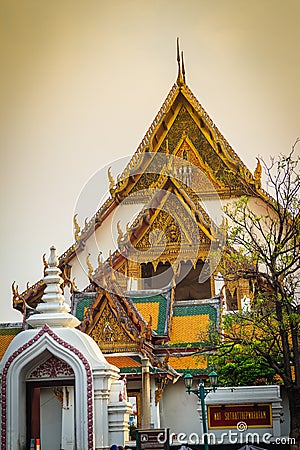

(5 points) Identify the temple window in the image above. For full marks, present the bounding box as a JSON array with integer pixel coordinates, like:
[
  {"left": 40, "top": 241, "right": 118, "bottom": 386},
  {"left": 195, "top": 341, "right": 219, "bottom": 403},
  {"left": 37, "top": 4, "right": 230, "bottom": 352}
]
[
  {"left": 175, "top": 260, "right": 211, "bottom": 301},
  {"left": 141, "top": 262, "right": 173, "bottom": 289}
]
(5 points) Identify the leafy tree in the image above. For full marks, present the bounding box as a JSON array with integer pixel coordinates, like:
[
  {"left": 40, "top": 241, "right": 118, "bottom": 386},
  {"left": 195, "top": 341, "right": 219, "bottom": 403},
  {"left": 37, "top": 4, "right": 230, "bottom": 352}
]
[
  {"left": 217, "top": 145, "right": 300, "bottom": 448},
  {"left": 210, "top": 345, "right": 276, "bottom": 387}
]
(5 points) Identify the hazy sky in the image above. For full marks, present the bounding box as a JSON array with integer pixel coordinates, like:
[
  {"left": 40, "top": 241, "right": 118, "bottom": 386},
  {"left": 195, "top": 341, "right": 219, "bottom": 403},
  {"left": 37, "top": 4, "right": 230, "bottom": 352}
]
[{"left": 1, "top": 0, "right": 300, "bottom": 322}]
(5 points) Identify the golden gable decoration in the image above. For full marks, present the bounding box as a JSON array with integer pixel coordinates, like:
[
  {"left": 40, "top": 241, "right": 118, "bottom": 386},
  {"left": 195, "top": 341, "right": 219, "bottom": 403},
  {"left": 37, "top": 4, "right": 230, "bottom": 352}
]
[{"left": 90, "top": 303, "right": 138, "bottom": 352}]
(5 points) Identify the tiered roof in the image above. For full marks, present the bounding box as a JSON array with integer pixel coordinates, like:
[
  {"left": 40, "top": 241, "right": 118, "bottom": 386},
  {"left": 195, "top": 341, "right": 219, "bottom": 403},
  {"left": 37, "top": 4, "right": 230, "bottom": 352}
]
[{"left": 9, "top": 47, "right": 266, "bottom": 376}]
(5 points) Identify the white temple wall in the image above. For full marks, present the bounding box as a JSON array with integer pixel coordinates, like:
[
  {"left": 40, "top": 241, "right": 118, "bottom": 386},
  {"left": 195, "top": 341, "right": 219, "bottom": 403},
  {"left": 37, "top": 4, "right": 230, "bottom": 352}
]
[
  {"left": 221, "top": 195, "right": 277, "bottom": 225},
  {"left": 159, "top": 382, "right": 287, "bottom": 446},
  {"left": 278, "top": 387, "right": 290, "bottom": 438},
  {"left": 108, "top": 379, "right": 132, "bottom": 447},
  {"left": 69, "top": 254, "right": 90, "bottom": 290},
  {"left": 204, "top": 385, "right": 284, "bottom": 445},
  {"left": 61, "top": 386, "right": 76, "bottom": 450},
  {"left": 199, "top": 198, "right": 226, "bottom": 228},
  {"left": 160, "top": 378, "right": 200, "bottom": 438}
]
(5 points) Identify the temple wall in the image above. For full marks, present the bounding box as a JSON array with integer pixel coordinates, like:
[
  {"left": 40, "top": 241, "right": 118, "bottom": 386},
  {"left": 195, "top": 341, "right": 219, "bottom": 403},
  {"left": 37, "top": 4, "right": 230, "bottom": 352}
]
[
  {"left": 159, "top": 382, "right": 288, "bottom": 447},
  {"left": 69, "top": 202, "right": 143, "bottom": 289},
  {"left": 159, "top": 378, "right": 200, "bottom": 438}
]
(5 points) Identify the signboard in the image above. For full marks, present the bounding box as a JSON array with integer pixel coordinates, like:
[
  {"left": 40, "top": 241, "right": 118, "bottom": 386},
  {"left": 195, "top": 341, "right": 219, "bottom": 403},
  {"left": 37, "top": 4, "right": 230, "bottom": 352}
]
[
  {"left": 208, "top": 404, "right": 272, "bottom": 429},
  {"left": 137, "top": 428, "right": 170, "bottom": 450}
]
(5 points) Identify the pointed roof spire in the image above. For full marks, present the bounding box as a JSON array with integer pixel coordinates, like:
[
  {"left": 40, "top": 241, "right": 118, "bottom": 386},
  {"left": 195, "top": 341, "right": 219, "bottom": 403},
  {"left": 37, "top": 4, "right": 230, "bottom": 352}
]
[
  {"left": 27, "top": 245, "right": 80, "bottom": 328},
  {"left": 176, "top": 38, "right": 184, "bottom": 86},
  {"left": 181, "top": 50, "right": 186, "bottom": 84}
]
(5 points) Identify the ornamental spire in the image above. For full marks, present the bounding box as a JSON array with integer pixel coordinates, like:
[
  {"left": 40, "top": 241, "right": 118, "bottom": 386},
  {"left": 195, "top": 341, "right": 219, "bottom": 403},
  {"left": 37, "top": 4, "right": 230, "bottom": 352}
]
[
  {"left": 181, "top": 50, "right": 186, "bottom": 84},
  {"left": 176, "top": 38, "right": 185, "bottom": 86},
  {"left": 27, "top": 246, "right": 80, "bottom": 328}
]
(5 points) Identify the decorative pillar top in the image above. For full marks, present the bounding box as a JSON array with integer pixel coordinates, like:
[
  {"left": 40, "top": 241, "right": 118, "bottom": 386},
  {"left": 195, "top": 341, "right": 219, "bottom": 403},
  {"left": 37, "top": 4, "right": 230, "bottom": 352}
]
[{"left": 27, "top": 246, "right": 80, "bottom": 329}]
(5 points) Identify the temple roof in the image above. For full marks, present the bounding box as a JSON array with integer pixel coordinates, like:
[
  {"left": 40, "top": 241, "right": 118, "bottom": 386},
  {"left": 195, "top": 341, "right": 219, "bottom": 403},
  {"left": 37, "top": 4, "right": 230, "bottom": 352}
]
[
  {"left": 10, "top": 51, "right": 267, "bottom": 375},
  {"left": 0, "top": 324, "right": 22, "bottom": 361},
  {"left": 168, "top": 354, "right": 207, "bottom": 375},
  {"left": 170, "top": 302, "right": 218, "bottom": 346},
  {"left": 13, "top": 59, "right": 264, "bottom": 311},
  {"left": 129, "top": 294, "right": 169, "bottom": 336},
  {"left": 71, "top": 280, "right": 220, "bottom": 374}
]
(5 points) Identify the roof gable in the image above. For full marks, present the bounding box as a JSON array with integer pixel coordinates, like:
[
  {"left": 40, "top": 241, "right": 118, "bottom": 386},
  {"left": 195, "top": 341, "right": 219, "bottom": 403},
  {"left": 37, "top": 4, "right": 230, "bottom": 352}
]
[
  {"left": 76, "top": 288, "right": 149, "bottom": 353},
  {"left": 110, "top": 81, "right": 259, "bottom": 202},
  {"left": 114, "top": 175, "right": 218, "bottom": 269}
]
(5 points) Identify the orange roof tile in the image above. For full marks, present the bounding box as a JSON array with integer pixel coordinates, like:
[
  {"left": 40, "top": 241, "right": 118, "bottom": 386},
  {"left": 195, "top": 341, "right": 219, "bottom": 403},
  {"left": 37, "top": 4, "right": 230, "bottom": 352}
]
[
  {"left": 170, "top": 314, "right": 210, "bottom": 344},
  {"left": 134, "top": 302, "right": 160, "bottom": 330},
  {"left": 0, "top": 335, "right": 16, "bottom": 361},
  {"left": 169, "top": 354, "right": 207, "bottom": 370},
  {"left": 106, "top": 355, "right": 141, "bottom": 368}
]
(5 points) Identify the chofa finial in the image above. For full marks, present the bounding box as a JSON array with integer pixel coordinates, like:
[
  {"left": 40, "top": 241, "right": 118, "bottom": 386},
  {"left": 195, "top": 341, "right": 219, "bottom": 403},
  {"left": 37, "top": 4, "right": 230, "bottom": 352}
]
[{"left": 254, "top": 157, "right": 262, "bottom": 188}]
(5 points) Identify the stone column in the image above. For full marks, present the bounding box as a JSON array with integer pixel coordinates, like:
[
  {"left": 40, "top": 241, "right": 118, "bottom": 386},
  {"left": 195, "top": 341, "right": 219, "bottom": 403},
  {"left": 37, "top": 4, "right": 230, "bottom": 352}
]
[
  {"left": 150, "top": 377, "right": 160, "bottom": 428},
  {"left": 272, "top": 386, "right": 284, "bottom": 438},
  {"left": 61, "top": 387, "right": 76, "bottom": 450},
  {"left": 108, "top": 379, "right": 132, "bottom": 446},
  {"left": 93, "top": 371, "right": 112, "bottom": 450},
  {"left": 141, "top": 357, "right": 151, "bottom": 428}
]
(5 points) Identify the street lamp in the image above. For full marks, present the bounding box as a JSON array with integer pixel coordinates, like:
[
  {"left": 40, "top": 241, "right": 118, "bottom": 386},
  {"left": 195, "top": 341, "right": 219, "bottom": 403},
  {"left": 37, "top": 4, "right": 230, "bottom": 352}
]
[{"left": 184, "top": 371, "right": 218, "bottom": 450}]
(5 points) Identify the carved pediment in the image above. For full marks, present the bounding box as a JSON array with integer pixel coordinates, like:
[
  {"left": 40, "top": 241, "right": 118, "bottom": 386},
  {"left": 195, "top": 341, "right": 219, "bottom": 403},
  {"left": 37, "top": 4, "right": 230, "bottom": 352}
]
[
  {"left": 136, "top": 208, "right": 210, "bottom": 250},
  {"left": 89, "top": 301, "right": 139, "bottom": 353},
  {"left": 129, "top": 186, "right": 211, "bottom": 270},
  {"left": 127, "top": 104, "right": 245, "bottom": 200},
  {"left": 28, "top": 355, "right": 74, "bottom": 380}
]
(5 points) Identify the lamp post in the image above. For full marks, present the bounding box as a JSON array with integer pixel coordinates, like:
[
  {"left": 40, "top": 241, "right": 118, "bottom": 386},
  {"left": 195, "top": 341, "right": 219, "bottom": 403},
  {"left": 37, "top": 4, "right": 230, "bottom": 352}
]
[{"left": 184, "top": 371, "right": 218, "bottom": 450}]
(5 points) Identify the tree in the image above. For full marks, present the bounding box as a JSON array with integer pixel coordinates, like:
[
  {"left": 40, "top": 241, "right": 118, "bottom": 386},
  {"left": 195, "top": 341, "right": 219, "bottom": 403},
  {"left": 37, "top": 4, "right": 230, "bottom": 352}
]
[
  {"left": 218, "top": 145, "right": 300, "bottom": 448},
  {"left": 210, "top": 345, "right": 276, "bottom": 387}
]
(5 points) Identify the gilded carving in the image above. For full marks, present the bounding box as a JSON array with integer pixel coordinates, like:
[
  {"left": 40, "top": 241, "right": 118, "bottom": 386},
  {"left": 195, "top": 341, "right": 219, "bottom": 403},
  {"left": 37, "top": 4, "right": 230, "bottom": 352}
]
[
  {"left": 130, "top": 172, "right": 160, "bottom": 194},
  {"left": 90, "top": 303, "right": 133, "bottom": 348},
  {"left": 117, "top": 220, "right": 124, "bottom": 247},
  {"left": 73, "top": 214, "right": 81, "bottom": 241},
  {"left": 61, "top": 264, "right": 77, "bottom": 293},
  {"left": 254, "top": 157, "right": 262, "bottom": 188},
  {"left": 136, "top": 210, "right": 179, "bottom": 249},
  {"left": 129, "top": 198, "right": 211, "bottom": 269},
  {"left": 86, "top": 253, "right": 94, "bottom": 279},
  {"left": 149, "top": 229, "right": 167, "bottom": 247},
  {"left": 121, "top": 105, "right": 245, "bottom": 201},
  {"left": 169, "top": 224, "right": 179, "bottom": 242},
  {"left": 42, "top": 253, "right": 48, "bottom": 271},
  {"left": 108, "top": 167, "right": 115, "bottom": 193}
]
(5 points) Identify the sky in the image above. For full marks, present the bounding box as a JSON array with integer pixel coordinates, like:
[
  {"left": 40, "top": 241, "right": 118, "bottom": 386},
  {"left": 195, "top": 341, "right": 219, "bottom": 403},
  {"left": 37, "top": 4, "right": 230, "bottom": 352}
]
[{"left": 1, "top": 0, "right": 300, "bottom": 322}]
